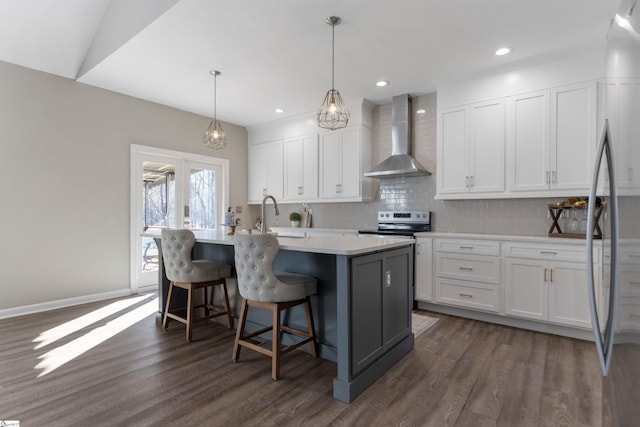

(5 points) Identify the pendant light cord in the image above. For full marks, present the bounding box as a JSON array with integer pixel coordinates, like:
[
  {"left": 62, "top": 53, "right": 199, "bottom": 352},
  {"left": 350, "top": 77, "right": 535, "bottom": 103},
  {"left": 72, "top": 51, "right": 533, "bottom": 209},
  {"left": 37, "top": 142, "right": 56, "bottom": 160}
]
[
  {"left": 213, "top": 73, "right": 217, "bottom": 120},
  {"left": 331, "top": 21, "right": 335, "bottom": 90}
]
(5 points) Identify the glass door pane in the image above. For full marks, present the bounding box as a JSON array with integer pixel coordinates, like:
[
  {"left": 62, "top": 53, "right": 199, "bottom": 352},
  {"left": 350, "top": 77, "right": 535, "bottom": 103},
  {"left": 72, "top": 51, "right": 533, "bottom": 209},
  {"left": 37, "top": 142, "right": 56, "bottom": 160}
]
[
  {"left": 186, "top": 162, "right": 222, "bottom": 231},
  {"left": 140, "top": 161, "right": 176, "bottom": 274}
]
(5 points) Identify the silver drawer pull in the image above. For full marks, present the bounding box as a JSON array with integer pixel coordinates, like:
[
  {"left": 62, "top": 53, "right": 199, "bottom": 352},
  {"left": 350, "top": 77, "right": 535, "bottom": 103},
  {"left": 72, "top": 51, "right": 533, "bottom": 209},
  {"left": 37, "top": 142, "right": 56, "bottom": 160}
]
[
  {"left": 459, "top": 267, "right": 474, "bottom": 271},
  {"left": 459, "top": 293, "right": 473, "bottom": 298},
  {"left": 540, "top": 251, "right": 558, "bottom": 255},
  {"left": 459, "top": 246, "right": 474, "bottom": 249}
]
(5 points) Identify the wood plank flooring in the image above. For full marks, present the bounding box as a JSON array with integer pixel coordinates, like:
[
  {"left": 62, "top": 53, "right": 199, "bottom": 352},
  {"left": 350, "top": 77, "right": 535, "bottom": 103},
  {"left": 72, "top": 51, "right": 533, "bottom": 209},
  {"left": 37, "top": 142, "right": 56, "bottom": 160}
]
[{"left": 0, "top": 294, "right": 606, "bottom": 426}]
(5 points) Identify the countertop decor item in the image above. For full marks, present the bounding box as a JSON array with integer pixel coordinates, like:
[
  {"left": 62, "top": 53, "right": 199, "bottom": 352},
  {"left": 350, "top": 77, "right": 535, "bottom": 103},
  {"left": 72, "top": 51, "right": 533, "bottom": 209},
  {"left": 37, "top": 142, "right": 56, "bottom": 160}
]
[
  {"left": 547, "top": 202, "right": 604, "bottom": 239},
  {"left": 203, "top": 70, "right": 227, "bottom": 150},
  {"left": 317, "top": 16, "right": 350, "bottom": 130},
  {"left": 289, "top": 212, "right": 301, "bottom": 227}
]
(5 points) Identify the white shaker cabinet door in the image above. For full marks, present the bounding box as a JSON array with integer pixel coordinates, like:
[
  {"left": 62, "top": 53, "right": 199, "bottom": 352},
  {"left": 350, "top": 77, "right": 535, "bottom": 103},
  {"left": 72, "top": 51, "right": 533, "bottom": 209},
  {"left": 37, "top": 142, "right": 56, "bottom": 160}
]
[
  {"left": 320, "top": 132, "right": 343, "bottom": 198},
  {"left": 339, "top": 128, "right": 361, "bottom": 198},
  {"left": 414, "top": 238, "right": 433, "bottom": 302},
  {"left": 507, "top": 90, "right": 550, "bottom": 192},
  {"left": 248, "top": 140, "right": 283, "bottom": 203},
  {"left": 469, "top": 100, "right": 505, "bottom": 193},
  {"left": 550, "top": 82, "right": 596, "bottom": 191},
  {"left": 504, "top": 257, "right": 547, "bottom": 321},
  {"left": 284, "top": 134, "right": 318, "bottom": 201},
  {"left": 437, "top": 107, "right": 469, "bottom": 195},
  {"left": 547, "top": 261, "right": 591, "bottom": 329}
]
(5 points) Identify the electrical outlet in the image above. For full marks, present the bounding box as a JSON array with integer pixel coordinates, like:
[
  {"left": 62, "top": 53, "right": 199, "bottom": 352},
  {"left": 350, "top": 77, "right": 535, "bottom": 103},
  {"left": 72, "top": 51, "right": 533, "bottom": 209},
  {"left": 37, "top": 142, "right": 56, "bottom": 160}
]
[
  {"left": 385, "top": 270, "right": 392, "bottom": 287},
  {"left": 235, "top": 206, "right": 242, "bottom": 213}
]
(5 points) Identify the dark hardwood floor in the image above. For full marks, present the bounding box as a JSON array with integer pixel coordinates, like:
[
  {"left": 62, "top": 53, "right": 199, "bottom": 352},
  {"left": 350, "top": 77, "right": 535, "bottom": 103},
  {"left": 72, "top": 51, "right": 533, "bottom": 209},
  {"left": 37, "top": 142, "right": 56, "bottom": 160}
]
[{"left": 0, "top": 294, "right": 605, "bottom": 426}]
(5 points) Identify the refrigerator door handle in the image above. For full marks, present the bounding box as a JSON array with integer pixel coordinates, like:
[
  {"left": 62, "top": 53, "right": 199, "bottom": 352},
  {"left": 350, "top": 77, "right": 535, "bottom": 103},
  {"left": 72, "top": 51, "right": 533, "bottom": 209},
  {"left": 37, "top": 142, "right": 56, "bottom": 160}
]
[{"left": 587, "top": 119, "right": 619, "bottom": 376}]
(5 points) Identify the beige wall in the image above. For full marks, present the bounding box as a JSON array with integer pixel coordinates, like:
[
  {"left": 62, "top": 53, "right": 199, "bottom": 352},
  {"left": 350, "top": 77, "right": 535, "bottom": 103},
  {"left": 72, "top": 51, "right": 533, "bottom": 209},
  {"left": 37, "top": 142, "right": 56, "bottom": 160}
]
[{"left": 0, "top": 60, "right": 248, "bottom": 312}]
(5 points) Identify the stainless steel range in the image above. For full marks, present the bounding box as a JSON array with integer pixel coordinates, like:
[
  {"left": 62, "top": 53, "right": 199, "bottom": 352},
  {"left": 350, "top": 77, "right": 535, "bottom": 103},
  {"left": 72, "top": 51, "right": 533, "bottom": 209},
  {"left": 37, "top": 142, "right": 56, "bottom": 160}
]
[{"left": 358, "top": 211, "right": 431, "bottom": 237}]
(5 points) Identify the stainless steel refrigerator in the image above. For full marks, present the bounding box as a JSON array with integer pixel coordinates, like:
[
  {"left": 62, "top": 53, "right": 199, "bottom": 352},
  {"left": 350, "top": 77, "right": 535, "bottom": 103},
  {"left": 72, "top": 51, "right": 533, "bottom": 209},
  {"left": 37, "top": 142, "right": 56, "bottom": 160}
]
[{"left": 587, "top": 0, "right": 640, "bottom": 424}]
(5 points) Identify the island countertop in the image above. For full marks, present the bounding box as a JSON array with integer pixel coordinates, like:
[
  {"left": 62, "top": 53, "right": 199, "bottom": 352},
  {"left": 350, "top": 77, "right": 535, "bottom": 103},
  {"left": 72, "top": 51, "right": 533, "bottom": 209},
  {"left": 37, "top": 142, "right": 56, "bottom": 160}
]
[{"left": 143, "top": 229, "right": 414, "bottom": 256}]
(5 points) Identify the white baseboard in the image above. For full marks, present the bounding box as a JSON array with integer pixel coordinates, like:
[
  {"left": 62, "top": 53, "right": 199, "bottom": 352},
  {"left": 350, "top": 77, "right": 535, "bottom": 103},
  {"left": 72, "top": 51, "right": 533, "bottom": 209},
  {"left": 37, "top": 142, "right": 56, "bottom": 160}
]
[{"left": 0, "top": 288, "right": 135, "bottom": 320}]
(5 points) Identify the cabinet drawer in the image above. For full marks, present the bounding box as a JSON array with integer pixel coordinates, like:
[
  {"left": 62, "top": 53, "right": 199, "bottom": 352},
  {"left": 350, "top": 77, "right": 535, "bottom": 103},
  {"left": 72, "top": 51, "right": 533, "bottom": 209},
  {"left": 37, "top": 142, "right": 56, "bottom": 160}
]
[
  {"left": 617, "top": 297, "right": 640, "bottom": 332},
  {"left": 435, "top": 278, "right": 500, "bottom": 313},
  {"left": 502, "top": 242, "right": 586, "bottom": 262},
  {"left": 435, "top": 253, "right": 500, "bottom": 284},
  {"left": 435, "top": 239, "right": 500, "bottom": 256},
  {"left": 619, "top": 265, "right": 640, "bottom": 298}
]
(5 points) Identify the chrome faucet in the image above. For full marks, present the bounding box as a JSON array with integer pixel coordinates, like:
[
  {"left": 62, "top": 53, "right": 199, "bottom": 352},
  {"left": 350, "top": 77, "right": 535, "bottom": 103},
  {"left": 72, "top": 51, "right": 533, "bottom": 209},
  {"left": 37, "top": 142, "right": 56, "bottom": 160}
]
[{"left": 260, "top": 194, "right": 280, "bottom": 234}]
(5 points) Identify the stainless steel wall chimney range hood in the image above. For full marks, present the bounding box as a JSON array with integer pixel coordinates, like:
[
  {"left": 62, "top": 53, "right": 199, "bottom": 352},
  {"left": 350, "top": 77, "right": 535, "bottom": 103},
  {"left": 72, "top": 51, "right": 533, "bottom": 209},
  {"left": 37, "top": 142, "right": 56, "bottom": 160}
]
[{"left": 364, "top": 94, "right": 431, "bottom": 179}]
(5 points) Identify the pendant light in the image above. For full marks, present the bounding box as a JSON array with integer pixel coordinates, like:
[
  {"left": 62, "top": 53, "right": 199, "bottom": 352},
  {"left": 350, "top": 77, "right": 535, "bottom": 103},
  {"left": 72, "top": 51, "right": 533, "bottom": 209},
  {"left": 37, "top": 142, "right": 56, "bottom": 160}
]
[
  {"left": 203, "top": 70, "right": 227, "bottom": 150},
  {"left": 317, "top": 16, "right": 350, "bottom": 130}
]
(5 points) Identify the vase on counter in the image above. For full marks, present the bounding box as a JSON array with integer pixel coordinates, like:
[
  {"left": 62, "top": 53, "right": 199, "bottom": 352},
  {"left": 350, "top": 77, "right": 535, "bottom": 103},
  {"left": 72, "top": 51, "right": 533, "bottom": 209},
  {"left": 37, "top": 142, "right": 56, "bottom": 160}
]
[{"left": 290, "top": 221, "right": 300, "bottom": 227}]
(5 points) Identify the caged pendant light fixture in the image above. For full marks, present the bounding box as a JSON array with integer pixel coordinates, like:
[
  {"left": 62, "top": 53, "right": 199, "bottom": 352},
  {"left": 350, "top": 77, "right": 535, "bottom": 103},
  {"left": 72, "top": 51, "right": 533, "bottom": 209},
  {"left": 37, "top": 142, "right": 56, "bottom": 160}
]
[
  {"left": 203, "top": 70, "right": 227, "bottom": 150},
  {"left": 317, "top": 16, "right": 350, "bottom": 130}
]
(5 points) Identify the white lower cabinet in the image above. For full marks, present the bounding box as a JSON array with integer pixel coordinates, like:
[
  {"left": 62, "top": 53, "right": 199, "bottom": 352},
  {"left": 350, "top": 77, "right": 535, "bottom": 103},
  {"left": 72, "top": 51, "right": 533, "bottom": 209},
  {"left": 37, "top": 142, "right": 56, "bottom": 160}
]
[
  {"left": 433, "top": 238, "right": 501, "bottom": 313},
  {"left": 504, "top": 242, "right": 591, "bottom": 329},
  {"left": 414, "top": 237, "right": 433, "bottom": 302}
]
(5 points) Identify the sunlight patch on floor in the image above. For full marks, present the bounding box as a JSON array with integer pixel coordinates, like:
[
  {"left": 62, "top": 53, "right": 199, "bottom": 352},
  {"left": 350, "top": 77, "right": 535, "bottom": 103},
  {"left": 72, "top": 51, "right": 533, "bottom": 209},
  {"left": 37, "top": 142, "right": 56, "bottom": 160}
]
[
  {"left": 32, "top": 294, "right": 154, "bottom": 350},
  {"left": 34, "top": 295, "right": 157, "bottom": 377}
]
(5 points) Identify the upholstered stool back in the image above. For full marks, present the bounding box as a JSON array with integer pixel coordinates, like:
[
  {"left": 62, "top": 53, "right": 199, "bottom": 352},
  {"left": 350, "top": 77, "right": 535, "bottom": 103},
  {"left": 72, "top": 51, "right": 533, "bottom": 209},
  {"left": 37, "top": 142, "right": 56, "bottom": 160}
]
[
  {"left": 161, "top": 229, "right": 231, "bottom": 283},
  {"left": 234, "top": 233, "right": 315, "bottom": 303}
]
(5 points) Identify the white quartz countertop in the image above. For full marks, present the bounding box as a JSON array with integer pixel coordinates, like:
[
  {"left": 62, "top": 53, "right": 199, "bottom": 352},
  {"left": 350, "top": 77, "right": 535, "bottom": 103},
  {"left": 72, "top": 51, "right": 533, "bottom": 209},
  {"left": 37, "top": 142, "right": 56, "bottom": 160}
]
[{"left": 143, "top": 229, "right": 413, "bottom": 256}]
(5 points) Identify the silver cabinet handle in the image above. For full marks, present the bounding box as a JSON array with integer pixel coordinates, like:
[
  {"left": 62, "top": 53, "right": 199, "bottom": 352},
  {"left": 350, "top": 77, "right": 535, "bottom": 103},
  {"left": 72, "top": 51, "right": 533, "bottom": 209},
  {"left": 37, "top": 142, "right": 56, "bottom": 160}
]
[
  {"left": 540, "top": 251, "right": 558, "bottom": 255},
  {"left": 552, "top": 170, "right": 557, "bottom": 184},
  {"left": 459, "top": 293, "right": 473, "bottom": 298},
  {"left": 459, "top": 267, "right": 473, "bottom": 271},
  {"left": 550, "top": 268, "right": 553, "bottom": 283},
  {"left": 544, "top": 268, "right": 548, "bottom": 282},
  {"left": 546, "top": 171, "right": 550, "bottom": 184},
  {"left": 459, "top": 246, "right": 474, "bottom": 250}
]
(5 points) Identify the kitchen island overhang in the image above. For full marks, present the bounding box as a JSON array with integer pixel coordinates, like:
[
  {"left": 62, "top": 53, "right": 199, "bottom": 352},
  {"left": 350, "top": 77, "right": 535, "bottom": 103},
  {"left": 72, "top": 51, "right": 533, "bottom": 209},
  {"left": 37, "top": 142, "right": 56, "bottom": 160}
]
[{"left": 146, "top": 230, "right": 415, "bottom": 403}]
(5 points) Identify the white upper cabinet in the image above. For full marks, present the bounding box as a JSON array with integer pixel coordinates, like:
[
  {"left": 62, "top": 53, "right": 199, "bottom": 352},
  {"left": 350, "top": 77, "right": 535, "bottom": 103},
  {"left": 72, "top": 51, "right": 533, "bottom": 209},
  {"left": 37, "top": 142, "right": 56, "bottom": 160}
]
[
  {"left": 602, "top": 79, "right": 640, "bottom": 195},
  {"left": 248, "top": 140, "right": 283, "bottom": 203},
  {"left": 549, "top": 82, "right": 596, "bottom": 192},
  {"left": 437, "top": 99, "right": 505, "bottom": 197},
  {"left": 506, "top": 90, "right": 550, "bottom": 192},
  {"left": 247, "top": 99, "right": 373, "bottom": 204},
  {"left": 319, "top": 126, "right": 373, "bottom": 202},
  {"left": 506, "top": 81, "right": 596, "bottom": 196},
  {"left": 284, "top": 134, "right": 318, "bottom": 201}
]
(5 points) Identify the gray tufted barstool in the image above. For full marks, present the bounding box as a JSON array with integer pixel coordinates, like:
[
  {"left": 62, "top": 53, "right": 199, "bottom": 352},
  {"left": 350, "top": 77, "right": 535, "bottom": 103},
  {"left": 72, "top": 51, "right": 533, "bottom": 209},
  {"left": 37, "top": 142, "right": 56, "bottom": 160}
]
[
  {"left": 232, "top": 233, "right": 318, "bottom": 380},
  {"left": 160, "top": 229, "right": 233, "bottom": 342}
]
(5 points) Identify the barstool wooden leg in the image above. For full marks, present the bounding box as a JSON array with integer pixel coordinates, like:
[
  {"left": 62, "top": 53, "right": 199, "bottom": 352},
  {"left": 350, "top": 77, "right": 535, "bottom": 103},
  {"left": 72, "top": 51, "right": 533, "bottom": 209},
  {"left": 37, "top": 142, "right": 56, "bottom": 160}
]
[
  {"left": 203, "top": 286, "right": 210, "bottom": 318},
  {"left": 162, "top": 282, "right": 175, "bottom": 331},
  {"left": 272, "top": 303, "right": 281, "bottom": 380},
  {"left": 305, "top": 297, "right": 318, "bottom": 358},
  {"left": 186, "top": 286, "right": 194, "bottom": 342},
  {"left": 232, "top": 299, "right": 248, "bottom": 362},
  {"left": 221, "top": 280, "right": 233, "bottom": 328}
]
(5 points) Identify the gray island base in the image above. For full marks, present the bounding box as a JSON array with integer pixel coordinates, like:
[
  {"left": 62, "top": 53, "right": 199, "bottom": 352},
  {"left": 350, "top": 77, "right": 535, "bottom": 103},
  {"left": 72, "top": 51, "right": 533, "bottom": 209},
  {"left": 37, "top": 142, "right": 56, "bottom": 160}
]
[{"left": 149, "top": 231, "right": 415, "bottom": 403}]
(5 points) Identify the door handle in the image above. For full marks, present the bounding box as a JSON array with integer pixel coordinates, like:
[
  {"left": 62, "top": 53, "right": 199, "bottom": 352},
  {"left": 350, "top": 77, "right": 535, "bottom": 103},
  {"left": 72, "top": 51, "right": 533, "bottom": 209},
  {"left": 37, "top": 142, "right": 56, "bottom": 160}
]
[{"left": 544, "top": 268, "right": 547, "bottom": 282}]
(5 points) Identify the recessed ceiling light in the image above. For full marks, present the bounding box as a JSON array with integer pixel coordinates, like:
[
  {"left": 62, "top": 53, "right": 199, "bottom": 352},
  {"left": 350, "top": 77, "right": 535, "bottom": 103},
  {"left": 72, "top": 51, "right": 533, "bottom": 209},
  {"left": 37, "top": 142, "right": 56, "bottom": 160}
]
[
  {"left": 495, "top": 46, "right": 513, "bottom": 56},
  {"left": 275, "top": 108, "right": 284, "bottom": 113},
  {"left": 416, "top": 109, "right": 426, "bottom": 115},
  {"left": 376, "top": 80, "right": 389, "bottom": 87}
]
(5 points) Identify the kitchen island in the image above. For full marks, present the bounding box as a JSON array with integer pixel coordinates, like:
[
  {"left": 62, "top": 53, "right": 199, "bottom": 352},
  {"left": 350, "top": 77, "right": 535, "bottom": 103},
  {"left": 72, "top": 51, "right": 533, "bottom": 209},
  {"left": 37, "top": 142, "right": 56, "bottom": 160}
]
[{"left": 147, "top": 230, "right": 415, "bottom": 403}]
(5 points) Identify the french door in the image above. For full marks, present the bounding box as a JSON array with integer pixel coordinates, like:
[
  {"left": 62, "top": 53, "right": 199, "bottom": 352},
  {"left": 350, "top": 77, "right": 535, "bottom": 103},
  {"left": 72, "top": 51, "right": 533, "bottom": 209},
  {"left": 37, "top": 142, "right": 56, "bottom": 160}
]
[{"left": 130, "top": 145, "right": 229, "bottom": 290}]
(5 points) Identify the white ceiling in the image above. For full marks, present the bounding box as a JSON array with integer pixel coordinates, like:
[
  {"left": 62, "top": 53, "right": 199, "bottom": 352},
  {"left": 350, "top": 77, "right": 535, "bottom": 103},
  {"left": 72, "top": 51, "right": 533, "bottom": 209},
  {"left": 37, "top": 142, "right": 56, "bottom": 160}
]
[{"left": 0, "top": 0, "right": 621, "bottom": 127}]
